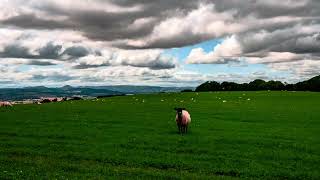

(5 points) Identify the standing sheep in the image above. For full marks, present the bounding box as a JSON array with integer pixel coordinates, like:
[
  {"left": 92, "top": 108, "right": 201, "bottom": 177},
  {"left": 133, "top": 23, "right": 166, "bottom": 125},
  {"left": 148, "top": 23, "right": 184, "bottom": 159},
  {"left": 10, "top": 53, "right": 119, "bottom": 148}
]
[{"left": 174, "top": 107, "right": 191, "bottom": 134}]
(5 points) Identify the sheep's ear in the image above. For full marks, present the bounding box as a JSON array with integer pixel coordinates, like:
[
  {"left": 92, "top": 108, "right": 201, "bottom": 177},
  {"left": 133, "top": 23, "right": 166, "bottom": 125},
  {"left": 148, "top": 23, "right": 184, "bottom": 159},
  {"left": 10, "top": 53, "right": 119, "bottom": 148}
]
[
  {"left": 182, "top": 108, "right": 186, "bottom": 110},
  {"left": 174, "top": 107, "right": 178, "bottom": 111}
]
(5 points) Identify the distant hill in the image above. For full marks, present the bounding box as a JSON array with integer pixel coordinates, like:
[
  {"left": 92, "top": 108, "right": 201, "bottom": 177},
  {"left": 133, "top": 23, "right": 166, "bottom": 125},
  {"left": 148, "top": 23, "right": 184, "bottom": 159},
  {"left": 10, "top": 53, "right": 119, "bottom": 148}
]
[
  {"left": 0, "top": 86, "right": 122, "bottom": 101},
  {"left": 81, "top": 85, "right": 195, "bottom": 94},
  {"left": 0, "top": 85, "right": 195, "bottom": 101},
  {"left": 195, "top": 75, "right": 320, "bottom": 92}
]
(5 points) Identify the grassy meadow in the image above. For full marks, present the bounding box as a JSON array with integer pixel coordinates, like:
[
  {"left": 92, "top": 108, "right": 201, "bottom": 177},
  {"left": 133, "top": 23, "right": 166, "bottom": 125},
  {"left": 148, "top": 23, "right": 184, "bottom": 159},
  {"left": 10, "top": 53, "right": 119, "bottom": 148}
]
[{"left": 0, "top": 91, "right": 319, "bottom": 179}]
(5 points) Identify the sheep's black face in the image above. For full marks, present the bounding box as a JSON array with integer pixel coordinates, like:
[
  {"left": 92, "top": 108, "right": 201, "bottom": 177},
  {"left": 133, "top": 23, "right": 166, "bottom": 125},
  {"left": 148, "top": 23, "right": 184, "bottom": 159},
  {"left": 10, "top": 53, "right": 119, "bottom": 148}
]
[{"left": 174, "top": 107, "right": 185, "bottom": 117}]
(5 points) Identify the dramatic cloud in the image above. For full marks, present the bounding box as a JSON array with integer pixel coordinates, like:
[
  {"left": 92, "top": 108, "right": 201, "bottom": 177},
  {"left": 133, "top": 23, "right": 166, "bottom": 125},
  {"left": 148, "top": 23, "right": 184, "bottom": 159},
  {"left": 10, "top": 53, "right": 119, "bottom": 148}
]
[
  {"left": 0, "top": 0, "right": 319, "bottom": 86},
  {"left": 1, "top": 14, "right": 73, "bottom": 30},
  {"left": 71, "top": 50, "right": 177, "bottom": 70},
  {"left": 268, "top": 60, "right": 320, "bottom": 77},
  {"left": 120, "top": 3, "right": 245, "bottom": 49},
  {"left": 61, "top": 46, "right": 90, "bottom": 59},
  {"left": 0, "top": 41, "right": 177, "bottom": 72},
  {"left": 0, "top": 44, "right": 34, "bottom": 59},
  {"left": 38, "top": 42, "right": 62, "bottom": 59},
  {"left": 1, "top": 0, "right": 319, "bottom": 49},
  {"left": 0, "top": 43, "right": 89, "bottom": 60}
]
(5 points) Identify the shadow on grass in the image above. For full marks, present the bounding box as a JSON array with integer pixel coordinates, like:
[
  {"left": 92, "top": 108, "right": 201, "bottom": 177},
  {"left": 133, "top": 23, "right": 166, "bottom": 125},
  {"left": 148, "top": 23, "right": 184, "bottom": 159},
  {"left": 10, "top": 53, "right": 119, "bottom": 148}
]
[{"left": 167, "top": 130, "right": 193, "bottom": 136}]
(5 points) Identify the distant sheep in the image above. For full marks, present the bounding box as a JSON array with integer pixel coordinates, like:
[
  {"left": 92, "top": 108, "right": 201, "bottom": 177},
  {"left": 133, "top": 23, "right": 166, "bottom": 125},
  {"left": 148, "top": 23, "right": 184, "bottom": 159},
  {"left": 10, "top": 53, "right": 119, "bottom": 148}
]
[
  {"left": 0, "top": 101, "right": 13, "bottom": 107},
  {"left": 174, "top": 107, "right": 191, "bottom": 134}
]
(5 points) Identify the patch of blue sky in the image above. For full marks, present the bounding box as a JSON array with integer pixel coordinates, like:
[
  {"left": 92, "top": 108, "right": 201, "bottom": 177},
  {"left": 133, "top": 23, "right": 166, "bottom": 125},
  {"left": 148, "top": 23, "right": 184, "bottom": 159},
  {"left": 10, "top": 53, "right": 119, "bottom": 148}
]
[
  {"left": 163, "top": 38, "right": 223, "bottom": 62},
  {"left": 17, "top": 64, "right": 63, "bottom": 72},
  {"left": 16, "top": 64, "right": 32, "bottom": 72}
]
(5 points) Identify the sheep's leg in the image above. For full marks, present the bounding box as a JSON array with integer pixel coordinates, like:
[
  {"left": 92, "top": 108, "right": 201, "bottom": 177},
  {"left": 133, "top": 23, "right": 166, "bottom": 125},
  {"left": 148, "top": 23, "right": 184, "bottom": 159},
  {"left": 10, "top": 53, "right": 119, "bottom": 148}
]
[{"left": 185, "top": 125, "right": 188, "bottom": 134}]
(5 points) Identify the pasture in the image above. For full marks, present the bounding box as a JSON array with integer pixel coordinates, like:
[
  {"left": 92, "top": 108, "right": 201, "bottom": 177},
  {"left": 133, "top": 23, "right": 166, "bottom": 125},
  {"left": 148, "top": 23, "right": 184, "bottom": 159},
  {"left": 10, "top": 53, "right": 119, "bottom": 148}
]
[{"left": 0, "top": 91, "right": 319, "bottom": 179}]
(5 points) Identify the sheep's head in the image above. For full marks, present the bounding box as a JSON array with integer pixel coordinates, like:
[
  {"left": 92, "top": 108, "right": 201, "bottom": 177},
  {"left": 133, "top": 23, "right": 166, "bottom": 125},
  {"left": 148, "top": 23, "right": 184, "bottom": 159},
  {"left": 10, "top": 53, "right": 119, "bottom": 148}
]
[{"left": 174, "top": 107, "right": 186, "bottom": 117}]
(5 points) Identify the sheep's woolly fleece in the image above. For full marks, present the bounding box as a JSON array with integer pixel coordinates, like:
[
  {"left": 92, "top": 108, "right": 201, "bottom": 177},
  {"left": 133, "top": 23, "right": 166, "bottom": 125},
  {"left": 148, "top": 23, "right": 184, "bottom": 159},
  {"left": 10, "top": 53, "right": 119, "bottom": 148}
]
[{"left": 176, "top": 110, "right": 191, "bottom": 125}]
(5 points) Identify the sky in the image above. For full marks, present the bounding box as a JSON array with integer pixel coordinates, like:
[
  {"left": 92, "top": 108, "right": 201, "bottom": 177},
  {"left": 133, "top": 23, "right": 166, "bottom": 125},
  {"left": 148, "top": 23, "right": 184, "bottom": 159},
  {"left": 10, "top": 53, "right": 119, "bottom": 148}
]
[{"left": 0, "top": 0, "right": 319, "bottom": 87}]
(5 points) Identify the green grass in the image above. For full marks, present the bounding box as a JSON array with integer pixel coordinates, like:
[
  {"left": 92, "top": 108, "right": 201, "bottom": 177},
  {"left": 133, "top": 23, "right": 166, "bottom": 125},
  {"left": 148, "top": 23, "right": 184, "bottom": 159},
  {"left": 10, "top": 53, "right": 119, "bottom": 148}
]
[{"left": 0, "top": 91, "right": 319, "bottom": 179}]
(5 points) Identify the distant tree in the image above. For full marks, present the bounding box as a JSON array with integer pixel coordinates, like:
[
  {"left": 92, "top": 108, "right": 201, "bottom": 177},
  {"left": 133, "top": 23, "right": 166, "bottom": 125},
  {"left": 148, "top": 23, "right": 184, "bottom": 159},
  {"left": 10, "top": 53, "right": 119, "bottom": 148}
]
[
  {"left": 248, "top": 79, "right": 266, "bottom": 90},
  {"left": 195, "top": 81, "right": 221, "bottom": 92},
  {"left": 306, "top": 75, "right": 320, "bottom": 91},
  {"left": 265, "top": 81, "right": 285, "bottom": 90},
  {"left": 221, "top": 82, "right": 240, "bottom": 91},
  {"left": 195, "top": 75, "right": 320, "bottom": 92},
  {"left": 295, "top": 75, "right": 320, "bottom": 91},
  {"left": 285, "top": 84, "right": 295, "bottom": 91}
]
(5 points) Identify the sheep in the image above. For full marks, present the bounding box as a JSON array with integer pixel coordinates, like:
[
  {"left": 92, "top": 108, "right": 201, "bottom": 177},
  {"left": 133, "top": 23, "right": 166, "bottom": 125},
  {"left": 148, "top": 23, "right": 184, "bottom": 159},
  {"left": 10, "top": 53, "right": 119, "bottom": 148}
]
[
  {"left": 0, "top": 101, "right": 13, "bottom": 107},
  {"left": 174, "top": 107, "right": 191, "bottom": 134}
]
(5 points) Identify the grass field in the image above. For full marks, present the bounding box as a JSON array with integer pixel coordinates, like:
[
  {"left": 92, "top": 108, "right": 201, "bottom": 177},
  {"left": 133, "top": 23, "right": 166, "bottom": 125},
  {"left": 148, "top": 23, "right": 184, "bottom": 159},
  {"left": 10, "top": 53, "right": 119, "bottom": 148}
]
[{"left": 0, "top": 91, "right": 319, "bottom": 179}]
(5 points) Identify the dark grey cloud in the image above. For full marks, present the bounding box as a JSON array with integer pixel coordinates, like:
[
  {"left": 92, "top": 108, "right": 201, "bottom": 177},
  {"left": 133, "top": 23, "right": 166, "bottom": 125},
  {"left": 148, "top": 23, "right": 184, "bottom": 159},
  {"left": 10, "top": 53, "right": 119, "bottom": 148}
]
[
  {"left": 109, "top": 0, "right": 198, "bottom": 10},
  {"left": 269, "top": 34, "right": 320, "bottom": 54},
  {"left": 235, "top": 28, "right": 320, "bottom": 64},
  {"left": 0, "top": 0, "right": 201, "bottom": 47},
  {"left": 72, "top": 63, "right": 110, "bottom": 69},
  {"left": 31, "top": 74, "right": 74, "bottom": 82},
  {"left": 0, "top": 43, "right": 90, "bottom": 62},
  {"left": 1, "top": 14, "right": 73, "bottom": 30},
  {"left": 121, "top": 60, "right": 176, "bottom": 70},
  {"left": 38, "top": 42, "right": 62, "bottom": 59},
  {"left": 0, "top": 44, "right": 35, "bottom": 59},
  {"left": 3, "top": 4, "right": 164, "bottom": 41},
  {"left": 211, "top": 0, "right": 320, "bottom": 19},
  {"left": 62, "top": 46, "right": 89, "bottom": 58},
  {"left": 27, "top": 60, "right": 57, "bottom": 66}
]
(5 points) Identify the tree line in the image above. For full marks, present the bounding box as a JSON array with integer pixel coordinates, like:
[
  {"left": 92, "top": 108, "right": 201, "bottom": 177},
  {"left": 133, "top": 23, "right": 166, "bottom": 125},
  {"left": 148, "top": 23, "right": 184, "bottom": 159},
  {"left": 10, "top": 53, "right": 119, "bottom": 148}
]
[{"left": 194, "top": 75, "right": 320, "bottom": 92}]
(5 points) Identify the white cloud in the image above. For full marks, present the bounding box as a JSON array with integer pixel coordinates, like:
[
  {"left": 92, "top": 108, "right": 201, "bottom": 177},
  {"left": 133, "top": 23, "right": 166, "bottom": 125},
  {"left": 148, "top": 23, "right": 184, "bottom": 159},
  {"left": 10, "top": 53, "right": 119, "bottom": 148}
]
[
  {"left": 246, "top": 52, "right": 305, "bottom": 64},
  {"left": 186, "top": 36, "right": 242, "bottom": 64},
  {"left": 71, "top": 49, "right": 177, "bottom": 70},
  {"left": 126, "top": 3, "right": 245, "bottom": 48},
  {"left": 268, "top": 60, "right": 320, "bottom": 77}
]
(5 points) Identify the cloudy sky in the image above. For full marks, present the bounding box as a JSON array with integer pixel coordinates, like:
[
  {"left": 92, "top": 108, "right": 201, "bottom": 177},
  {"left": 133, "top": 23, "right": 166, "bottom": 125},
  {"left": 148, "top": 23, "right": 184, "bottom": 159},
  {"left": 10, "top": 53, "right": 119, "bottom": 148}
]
[{"left": 0, "top": 0, "right": 319, "bottom": 87}]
